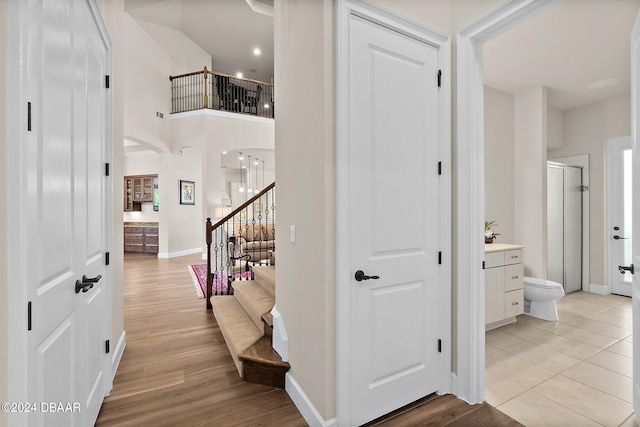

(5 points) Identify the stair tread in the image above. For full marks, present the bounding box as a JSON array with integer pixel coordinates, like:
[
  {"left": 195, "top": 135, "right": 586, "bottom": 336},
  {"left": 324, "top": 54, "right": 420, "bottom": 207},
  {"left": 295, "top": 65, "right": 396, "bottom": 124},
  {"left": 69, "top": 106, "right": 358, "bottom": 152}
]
[
  {"left": 251, "top": 265, "right": 275, "bottom": 296},
  {"left": 232, "top": 280, "right": 275, "bottom": 330},
  {"left": 239, "top": 336, "right": 290, "bottom": 368},
  {"left": 211, "top": 295, "right": 263, "bottom": 376}
]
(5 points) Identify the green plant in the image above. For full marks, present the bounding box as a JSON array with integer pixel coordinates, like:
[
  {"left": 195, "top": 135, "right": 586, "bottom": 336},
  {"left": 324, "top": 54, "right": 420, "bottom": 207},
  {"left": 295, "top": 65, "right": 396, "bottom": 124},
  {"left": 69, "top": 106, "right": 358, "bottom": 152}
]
[{"left": 485, "top": 221, "right": 500, "bottom": 240}]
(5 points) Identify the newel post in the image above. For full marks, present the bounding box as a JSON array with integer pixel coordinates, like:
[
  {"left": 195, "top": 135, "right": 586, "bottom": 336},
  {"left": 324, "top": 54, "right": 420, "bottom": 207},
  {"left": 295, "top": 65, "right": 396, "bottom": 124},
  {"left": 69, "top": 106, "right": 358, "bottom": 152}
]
[
  {"left": 203, "top": 66, "right": 209, "bottom": 109},
  {"left": 206, "top": 217, "right": 213, "bottom": 309}
]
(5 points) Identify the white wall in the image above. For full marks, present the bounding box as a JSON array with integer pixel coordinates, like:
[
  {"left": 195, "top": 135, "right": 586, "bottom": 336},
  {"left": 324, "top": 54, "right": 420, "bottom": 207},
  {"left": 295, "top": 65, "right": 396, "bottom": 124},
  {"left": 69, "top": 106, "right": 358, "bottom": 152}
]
[
  {"left": 547, "top": 106, "right": 564, "bottom": 150},
  {"left": 514, "top": 87, "right": 548, "bottom": 278},
  {"left": 123, "top": 14, "right": 211, "bottom": 153},
  {"left": 484, "top": 86, "right": 515, "bottom": 244},
  {"left": 548, "top": 93, "right": 631, "bottom": 286}
]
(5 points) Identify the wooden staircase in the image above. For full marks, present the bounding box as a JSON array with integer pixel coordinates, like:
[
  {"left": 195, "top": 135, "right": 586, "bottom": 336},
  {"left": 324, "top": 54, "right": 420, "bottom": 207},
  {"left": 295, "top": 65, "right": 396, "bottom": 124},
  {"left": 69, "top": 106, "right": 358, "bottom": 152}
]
[{"left": 210, "top": 265, "right": 289, "bottom": 388}]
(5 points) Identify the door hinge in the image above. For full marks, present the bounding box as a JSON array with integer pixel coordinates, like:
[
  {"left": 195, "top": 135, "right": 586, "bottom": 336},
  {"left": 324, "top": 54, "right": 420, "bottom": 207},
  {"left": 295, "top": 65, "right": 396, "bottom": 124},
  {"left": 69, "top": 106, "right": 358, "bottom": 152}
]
[
  {"left": 105, "top": 75, "right": 110, "bottom": 89},
  {"left": 438, "top": 251, "right": 442, "bottom": 265},
  {"left": 482, "top": 261, "right": 485, "bottom": 270},
  {"left": 27, "top": 102, "right": 32, "bottom": 131},
  {"left": 438, "top": 161, "right": 442, "bottom": 175},
  {"left": 105, "top": 339, "right": 110, "bottom": 354},
  {"left": 105, "top": 252, "right": 110, "bottom": 266},
  {"left": 105, "top": 163, "right": 110, "bottom": 176},
  {"left": 437, "top": 70, "right": 442, "bottom": 87},
  {"left": 27, "top": 301, "right": 32, "bottom": 331},
  {"left": 438, "top": 339, "right": 442, "bottom": 353}
]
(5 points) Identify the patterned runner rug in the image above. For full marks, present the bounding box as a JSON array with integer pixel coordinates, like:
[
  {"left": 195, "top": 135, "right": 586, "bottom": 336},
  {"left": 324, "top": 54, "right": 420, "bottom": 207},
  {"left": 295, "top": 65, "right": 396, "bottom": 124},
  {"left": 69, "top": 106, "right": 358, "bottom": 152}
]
[{"left": 188, "top": 264, "right": 251, "bottom": 298}]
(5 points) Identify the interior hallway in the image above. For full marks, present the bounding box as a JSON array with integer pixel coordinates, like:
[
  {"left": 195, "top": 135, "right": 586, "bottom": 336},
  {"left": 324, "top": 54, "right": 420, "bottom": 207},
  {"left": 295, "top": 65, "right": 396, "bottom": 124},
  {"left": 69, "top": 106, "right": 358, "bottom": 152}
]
[{"left": 96, "top": 253, "right": 523, "bottom": 426}]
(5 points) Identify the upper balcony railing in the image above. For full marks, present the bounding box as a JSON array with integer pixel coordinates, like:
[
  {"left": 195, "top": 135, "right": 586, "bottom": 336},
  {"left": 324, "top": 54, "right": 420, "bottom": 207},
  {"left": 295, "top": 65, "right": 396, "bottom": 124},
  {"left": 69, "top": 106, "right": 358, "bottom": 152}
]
[{"left": 169, "top": 66, "right": 274, "bottom": 119}]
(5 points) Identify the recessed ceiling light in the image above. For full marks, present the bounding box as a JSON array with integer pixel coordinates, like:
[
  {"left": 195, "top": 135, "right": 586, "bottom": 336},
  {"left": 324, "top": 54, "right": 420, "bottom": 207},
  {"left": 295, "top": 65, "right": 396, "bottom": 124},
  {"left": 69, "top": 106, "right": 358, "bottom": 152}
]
[
  {"left": 253, "top": 48, "right": 261, "bottom": 56},
  {"left": 236, "top": 72, "right": 243, "bottom": 78},
  {"left": 587, "top": 77, "right": 620, "bottom": 91},
  {"left": 222, "top": 151, "right": 227, "bottom": 154}
]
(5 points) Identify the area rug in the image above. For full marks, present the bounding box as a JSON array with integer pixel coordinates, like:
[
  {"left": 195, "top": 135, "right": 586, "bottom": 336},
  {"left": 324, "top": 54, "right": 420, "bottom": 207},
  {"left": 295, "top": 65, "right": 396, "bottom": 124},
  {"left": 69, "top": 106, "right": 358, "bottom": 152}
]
[{"left": 188, "top": 264, "right": 251, "bottom": 298}]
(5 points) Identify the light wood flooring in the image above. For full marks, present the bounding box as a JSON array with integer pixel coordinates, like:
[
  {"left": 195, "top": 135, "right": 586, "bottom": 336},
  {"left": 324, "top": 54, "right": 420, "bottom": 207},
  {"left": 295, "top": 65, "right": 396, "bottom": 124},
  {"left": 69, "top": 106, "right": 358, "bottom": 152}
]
[{"left": 96, "top": 253, "right": 522, "bottom": 427}]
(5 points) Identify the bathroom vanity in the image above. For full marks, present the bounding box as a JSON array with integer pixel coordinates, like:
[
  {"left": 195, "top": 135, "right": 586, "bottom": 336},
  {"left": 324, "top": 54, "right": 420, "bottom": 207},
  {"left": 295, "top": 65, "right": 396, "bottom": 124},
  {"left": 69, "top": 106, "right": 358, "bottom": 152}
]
[{"left": 485, "top": 243, "right": 525, "bottom": 330}]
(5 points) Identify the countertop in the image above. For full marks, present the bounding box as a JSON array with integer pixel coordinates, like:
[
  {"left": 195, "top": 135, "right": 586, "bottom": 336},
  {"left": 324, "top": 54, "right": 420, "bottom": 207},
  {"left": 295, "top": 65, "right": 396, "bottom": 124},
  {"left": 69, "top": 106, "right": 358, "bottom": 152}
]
[
  {"left": 485, "top": 243, "right": 525, "bottom": 253},
  {"left": 124, "top": 222, "right": 159, "bottom": 227}
]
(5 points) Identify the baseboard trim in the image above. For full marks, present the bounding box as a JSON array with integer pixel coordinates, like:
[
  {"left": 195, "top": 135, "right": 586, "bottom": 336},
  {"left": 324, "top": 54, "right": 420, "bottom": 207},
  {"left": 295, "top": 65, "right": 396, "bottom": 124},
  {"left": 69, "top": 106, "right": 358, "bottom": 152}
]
[
  {"left": 285, "top": 373, "right": 337, "bottom": 427},
  {"left": 157, "top": 247, "right": 202, "bottom": 259},
  {"left": 112, "top": 331, "right": 126, "bottom": 381},
  {"left": 589, "top": 283, "right": 610, "bottom": 295}
]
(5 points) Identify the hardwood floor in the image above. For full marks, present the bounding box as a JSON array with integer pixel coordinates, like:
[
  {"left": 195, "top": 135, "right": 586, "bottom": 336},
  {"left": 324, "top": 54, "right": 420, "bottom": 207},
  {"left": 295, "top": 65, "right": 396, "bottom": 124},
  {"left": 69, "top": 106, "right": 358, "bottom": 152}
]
[
  {"left": 95, "top": 253, "right": 306, "bottom": 427},
  {"left": 96, "top": 253, "right": 522, "bottom": 427}
]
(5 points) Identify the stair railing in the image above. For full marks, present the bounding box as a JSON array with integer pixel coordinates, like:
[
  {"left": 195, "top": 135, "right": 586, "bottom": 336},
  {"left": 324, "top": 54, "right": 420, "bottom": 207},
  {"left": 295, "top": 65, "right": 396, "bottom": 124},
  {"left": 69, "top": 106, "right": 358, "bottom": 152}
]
[
  {"left": 170, "top": 66, "right": 275, "bottom": 119},
  {"left": 206, "top": 182, "right": 276, "bottom": 309}
]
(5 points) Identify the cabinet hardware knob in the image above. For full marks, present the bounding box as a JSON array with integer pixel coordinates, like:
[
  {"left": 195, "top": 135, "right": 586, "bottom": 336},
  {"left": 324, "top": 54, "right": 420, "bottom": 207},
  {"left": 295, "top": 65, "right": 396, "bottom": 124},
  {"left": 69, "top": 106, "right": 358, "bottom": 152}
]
[
  {"left": 511, "top": 255, "right": 518, "bottom": 258},
  {"left": 512, "top": 302, "right": 519, "bottom": 305},
  {"left": 512, "top": 276, "right": 519, "bottom": 279}
]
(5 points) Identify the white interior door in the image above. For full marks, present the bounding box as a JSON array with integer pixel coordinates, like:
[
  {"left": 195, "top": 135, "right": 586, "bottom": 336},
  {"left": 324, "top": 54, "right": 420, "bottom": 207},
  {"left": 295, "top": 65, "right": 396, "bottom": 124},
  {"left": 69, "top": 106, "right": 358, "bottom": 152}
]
[
  {"left": 631, "top": 8, "right": 640, "bottom": 418},
  {"left": 348, "top": 13, "right": 444, "bottom": 425},
  {"left": 24, "top": 0, "right": 111, "bottom": 425},
  {"left": 608, "top": 136, "right": 633, "bottom": 297}
]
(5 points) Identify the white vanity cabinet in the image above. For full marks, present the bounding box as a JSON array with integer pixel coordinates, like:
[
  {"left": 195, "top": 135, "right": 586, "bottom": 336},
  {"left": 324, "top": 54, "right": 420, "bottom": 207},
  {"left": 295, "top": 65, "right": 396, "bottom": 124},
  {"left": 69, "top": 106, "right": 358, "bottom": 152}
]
[{"left": 485, "top": 244, "right": 525, "bottom": 330}]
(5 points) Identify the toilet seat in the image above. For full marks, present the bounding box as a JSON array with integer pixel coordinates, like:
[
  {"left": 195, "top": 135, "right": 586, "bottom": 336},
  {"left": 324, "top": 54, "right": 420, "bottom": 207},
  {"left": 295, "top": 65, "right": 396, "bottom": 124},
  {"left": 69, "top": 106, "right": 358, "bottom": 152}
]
[{"left": 524, "top": 277, "right": 563, "bottom": 290}]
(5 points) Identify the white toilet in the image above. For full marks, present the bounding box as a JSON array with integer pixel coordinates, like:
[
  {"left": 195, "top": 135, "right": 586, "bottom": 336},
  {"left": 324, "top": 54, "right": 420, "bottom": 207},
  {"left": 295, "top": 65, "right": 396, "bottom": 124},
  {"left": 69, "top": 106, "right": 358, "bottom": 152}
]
[{"left": 523, "top": 276, "right": 565, "bottom": 321}]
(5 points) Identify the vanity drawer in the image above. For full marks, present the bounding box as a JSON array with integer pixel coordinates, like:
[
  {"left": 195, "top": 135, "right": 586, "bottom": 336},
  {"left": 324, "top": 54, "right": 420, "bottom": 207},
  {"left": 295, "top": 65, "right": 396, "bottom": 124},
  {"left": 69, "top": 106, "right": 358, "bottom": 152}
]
[
  {"left": 504, "top": 249, "right": 523, "bottom": 265},
  {"left": 504, "top": 264, "right": 524, "bottom": 291},
  {"left": 504, "top": 289, "right": 524, "bottom": 317},
  {"left": 485, "top": 252, "right": 505, "bottom": 269}
]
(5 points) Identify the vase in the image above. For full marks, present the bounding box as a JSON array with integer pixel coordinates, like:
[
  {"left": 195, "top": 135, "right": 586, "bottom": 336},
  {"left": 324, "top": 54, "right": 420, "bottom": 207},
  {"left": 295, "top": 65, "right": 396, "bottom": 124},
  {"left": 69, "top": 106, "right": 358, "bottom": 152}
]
[{"left": 485, "top": 237, "right": 494, "bottom": 244}]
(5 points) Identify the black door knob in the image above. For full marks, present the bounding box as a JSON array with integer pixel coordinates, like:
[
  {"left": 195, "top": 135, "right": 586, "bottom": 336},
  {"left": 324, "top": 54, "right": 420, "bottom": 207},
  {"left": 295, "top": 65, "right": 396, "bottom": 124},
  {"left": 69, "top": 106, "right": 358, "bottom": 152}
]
[
  {"left": 613, "top": 235, "right": 629, "bottom": 240},
  {"left": 75, "top": 280, "right": 94, "bottom": 294},
  {"left": 618, "top": 264, "right": 634, "bottom": 275},
  {"left": 355, "top": 270, "right": 380, "bottom": 281}
]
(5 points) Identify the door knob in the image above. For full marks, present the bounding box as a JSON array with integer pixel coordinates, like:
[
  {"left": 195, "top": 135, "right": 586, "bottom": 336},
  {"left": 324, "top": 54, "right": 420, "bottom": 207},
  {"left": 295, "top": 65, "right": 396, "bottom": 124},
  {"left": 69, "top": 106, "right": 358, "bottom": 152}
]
[
  {"left": 355, "top": 270, "right": 379, "bottom": 281},
  {"left": 82, "top": 274, "right": 102, "bottom": 283},
  {"left": 613, "top": 235, "right": 629, "bottom": 240},
  {"left": 618, "top": 264, "right": 634, "bottom": 275},
  {"left": 75, "top": 280, "right": 94, "bottom": 294}
]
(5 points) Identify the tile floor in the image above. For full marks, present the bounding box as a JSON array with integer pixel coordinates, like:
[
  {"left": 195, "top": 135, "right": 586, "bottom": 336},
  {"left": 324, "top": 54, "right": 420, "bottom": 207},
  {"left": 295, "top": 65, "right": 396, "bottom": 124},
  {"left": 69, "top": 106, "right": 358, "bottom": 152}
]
[{"left": 485, "top": 291, "right": 636, "bottom": 427}]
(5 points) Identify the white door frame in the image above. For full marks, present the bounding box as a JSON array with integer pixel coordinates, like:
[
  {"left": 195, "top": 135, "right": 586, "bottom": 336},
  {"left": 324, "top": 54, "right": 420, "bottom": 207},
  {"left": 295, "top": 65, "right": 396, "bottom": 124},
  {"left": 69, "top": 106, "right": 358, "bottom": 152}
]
[
  {"left": 6, "top": 0, "right": 114, "bottom": 414},
  {"left": 607, "top": 136, "right": 632, "bottom": 296},
  {"left": 336, "top": 0, "right": 451, "bottom": 424},
  {"left": 455, "top": 0, "right": 562, "bottom": 404}
]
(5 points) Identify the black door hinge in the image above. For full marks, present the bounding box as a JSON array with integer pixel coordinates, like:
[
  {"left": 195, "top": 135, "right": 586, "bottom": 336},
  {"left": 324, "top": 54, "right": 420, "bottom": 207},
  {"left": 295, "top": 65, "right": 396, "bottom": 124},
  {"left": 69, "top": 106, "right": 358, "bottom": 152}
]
[
  {"left": 482, "top": 261, "right": 485, "bottom": 270},
  {"left": 105, "top": 340, "right": 110, "bottom": 354},
  {"left": 438, "top": 161, "right": 442, "bottom": 175},
  {"left": 438, "top": 251, "right": 442, "bottom": 265},
  {"left": 27, "top": 301, "right": 32, "bottom": 331},
  {"left": 27, "top": 102, "right": 32, "bottom": 131},
  {"left": 105, "top": 252, "right": 110, "bottom": 266},
  {"left": 105, "top": 163, "right": 110, "bottom": 176},
  {"left": 105, "top": 75, "right": 110, "bottom": 89},
  {"left": 437, "top": 70, "right": 442, "bottom": 87},
  {"left": 438, "top": 339, "right": 442, "bottom": 353}
]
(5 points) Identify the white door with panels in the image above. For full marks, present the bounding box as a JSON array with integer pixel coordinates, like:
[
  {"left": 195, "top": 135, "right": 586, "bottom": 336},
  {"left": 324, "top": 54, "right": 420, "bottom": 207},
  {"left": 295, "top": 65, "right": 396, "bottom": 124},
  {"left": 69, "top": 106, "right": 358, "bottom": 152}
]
[
  {"left": 607, "top": 136, "right": 633, "bottom": 297},
  {"left": 20, "top": 0, "right": 112, "bottom": 425},
  {"left": 631, "top": 8, "right": 640, "bottom": 418},
  {"left": 345, "top": 10, "right": 447, "bottom": 426}
]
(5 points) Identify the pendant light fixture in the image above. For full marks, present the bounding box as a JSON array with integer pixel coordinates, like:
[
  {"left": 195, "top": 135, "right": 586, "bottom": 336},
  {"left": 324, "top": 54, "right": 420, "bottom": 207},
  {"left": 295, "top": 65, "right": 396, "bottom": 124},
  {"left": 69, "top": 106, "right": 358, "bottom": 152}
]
[
  {"left": 247, "top": 155, "right": 252, "bottom": 193},
  {"left": 238, "top": 152, "right": 244, "bottom": 192}
]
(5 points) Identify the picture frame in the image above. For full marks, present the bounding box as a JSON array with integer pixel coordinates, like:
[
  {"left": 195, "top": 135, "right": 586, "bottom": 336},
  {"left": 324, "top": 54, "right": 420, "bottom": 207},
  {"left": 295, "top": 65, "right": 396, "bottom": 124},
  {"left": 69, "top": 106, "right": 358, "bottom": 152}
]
[{"left": 179, "top": 180, "right": 195, "bottom": 205}]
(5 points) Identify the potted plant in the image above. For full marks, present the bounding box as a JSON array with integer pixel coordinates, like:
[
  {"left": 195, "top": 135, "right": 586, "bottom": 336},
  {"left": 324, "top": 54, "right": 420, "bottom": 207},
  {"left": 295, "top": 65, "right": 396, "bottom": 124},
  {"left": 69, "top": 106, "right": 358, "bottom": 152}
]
[{"left": 485, "top": 221, "right": 500, "bottom": 243}]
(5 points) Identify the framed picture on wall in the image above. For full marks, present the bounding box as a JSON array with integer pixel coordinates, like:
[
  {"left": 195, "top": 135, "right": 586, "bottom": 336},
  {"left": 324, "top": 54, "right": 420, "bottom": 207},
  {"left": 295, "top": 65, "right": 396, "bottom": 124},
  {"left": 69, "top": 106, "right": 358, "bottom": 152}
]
[{"left": 180, "top": 180, "right": 195, "bottom": 205}]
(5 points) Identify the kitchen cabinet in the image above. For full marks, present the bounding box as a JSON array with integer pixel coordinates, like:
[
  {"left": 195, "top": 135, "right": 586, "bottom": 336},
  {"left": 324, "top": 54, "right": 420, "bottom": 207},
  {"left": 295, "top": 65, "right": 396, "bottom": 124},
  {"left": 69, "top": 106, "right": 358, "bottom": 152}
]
[{"left": 124, "top": 225, "right": 159, "bottom": 253}]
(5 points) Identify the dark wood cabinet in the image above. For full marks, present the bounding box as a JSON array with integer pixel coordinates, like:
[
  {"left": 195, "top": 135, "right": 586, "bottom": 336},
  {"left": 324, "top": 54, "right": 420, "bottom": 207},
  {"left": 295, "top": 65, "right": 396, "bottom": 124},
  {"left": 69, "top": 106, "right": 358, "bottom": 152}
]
[
  {"left": 124, "top": 175, "right": 157, "bottom": 211},
  {"left": 124, "top": 225, "right": 159, "bottom": 253}
]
